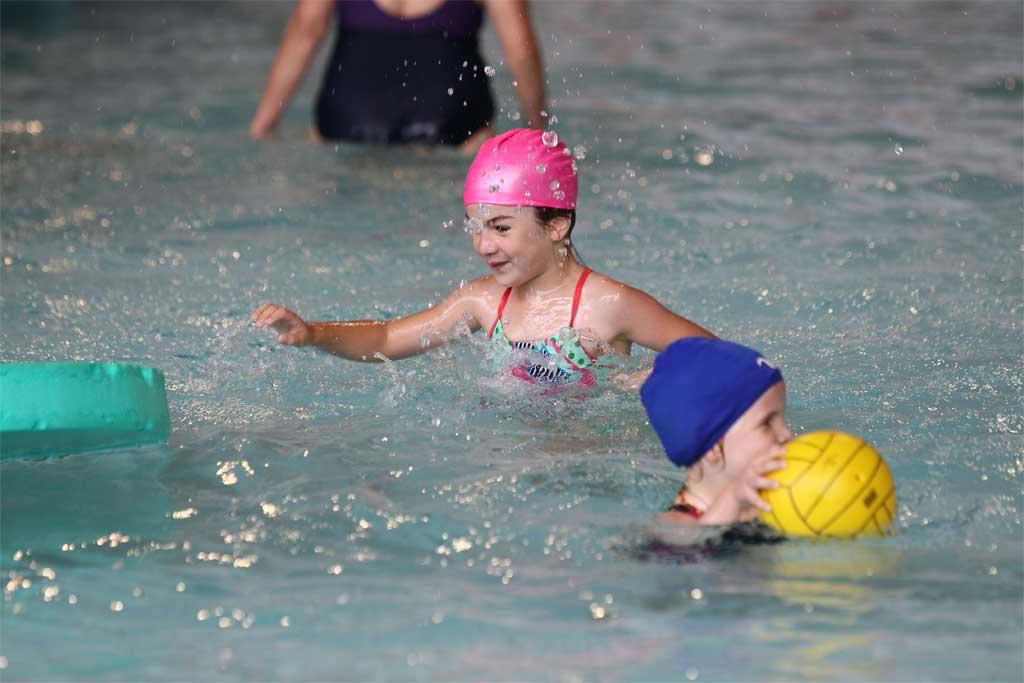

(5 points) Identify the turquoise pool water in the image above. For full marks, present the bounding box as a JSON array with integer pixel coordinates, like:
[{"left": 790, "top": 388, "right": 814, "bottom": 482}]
[{"left": 2, "top": 2, "right": 1021, "bottom": 680}]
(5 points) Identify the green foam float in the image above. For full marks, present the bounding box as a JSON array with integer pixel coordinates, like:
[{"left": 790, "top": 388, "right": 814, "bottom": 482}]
[{"left": 0, "top": 362, "right": 170, "bottom": 460}]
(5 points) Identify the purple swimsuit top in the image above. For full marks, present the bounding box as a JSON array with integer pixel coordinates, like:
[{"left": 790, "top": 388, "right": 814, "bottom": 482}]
[{"left": 336, "top": 0, "right": 483, "bottom": 36}]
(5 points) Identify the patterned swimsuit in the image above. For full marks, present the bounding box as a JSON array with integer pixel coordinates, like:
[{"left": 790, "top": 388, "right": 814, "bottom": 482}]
[{"left": 488, "top": 269, "right": 598, "bottom": 385}]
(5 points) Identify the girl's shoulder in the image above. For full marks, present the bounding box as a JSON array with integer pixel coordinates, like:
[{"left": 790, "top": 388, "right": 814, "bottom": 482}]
[
  {"left": 581, "top": 270, "right": 653, "bottom": 305},
  {"left": 443, "top": 275, "right": 506, "bottom": 315},
  {"left": 459, "top": 275, "right": 506, "bottom": 298}
]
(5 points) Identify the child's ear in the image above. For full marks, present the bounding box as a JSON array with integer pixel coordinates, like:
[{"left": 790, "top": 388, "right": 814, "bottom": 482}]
[
  {"left": 704, "top": 442, "right": 725, "bottom": 465},
  {"left": 545, "top": 215, "right": 572, "bottom": 242}
]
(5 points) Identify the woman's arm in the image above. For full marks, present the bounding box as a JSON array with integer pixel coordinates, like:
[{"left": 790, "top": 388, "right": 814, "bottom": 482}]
[
  {"left": 249, "top": 0, "right": 334, "bottom": 139},
  {"left": 250, "top": 279, "right": 492, "bottom": 361},
  {"left": 483, "top": 0, "right": 545, "bottom": 128}
]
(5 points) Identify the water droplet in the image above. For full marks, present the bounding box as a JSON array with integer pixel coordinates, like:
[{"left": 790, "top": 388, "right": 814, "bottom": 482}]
[
  {"left": 447, "top": 87, "right": 454, "bottom": 96},
  {"left": 549, "top": 115, "right": 559, "bottom": 125},
  {"left": 553, "top": 190, "right": 565, "bottom": 201},
  {"left": 535, "top": 164, "right": 547, "bottom": 173},
  {"left": 894, "top": 144, "right": 904, "bottom": 155},
  {"left": 441, "top": 219, "right": 454, "bottom": 230},
  {"left": 541, "top": 131, "right": 558, "bottom": 147},
  {"left": 483, "top": 65, "right": 496, "bottom": 77},
  {"left": 573, "top": 145, "right": 587, "bottom": 160},
  {"left": 549, "top": 181, "right": 560, "bottom": 190},
  {"left": 488, "top": 184, "right": 500, "bottom": 193},
  {"left": 695, "top": 150, "right": 714, "bottom": 166}
]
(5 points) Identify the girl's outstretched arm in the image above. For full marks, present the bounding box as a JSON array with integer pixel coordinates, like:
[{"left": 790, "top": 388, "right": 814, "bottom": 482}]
[{"left": 250, "top": 280, "right": 491, "bottom": 361}]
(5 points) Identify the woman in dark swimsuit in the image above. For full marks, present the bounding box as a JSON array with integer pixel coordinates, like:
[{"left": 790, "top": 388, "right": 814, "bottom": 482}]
[{"left": 250, "top": 0, "right": 545, "bottom": 151}]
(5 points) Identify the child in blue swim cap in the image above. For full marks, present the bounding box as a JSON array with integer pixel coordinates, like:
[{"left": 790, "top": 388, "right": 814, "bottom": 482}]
[{"left": 641, "top": 337, "right": 793, "bottom": 526}]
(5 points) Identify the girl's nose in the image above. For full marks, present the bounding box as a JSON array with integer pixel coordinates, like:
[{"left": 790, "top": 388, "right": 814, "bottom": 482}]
[{"left": 474, "top": 233, "right": 495, "bottom": 255}]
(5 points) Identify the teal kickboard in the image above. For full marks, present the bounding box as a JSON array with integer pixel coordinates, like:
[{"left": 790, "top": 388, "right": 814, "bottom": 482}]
[{"left": 0, "top": 362, "right": 170, "bottom": 460}]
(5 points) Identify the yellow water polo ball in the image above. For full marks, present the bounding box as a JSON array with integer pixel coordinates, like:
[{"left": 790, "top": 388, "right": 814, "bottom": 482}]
[{"left": 760, "top": 431, "right": 896, "bottom": 538}]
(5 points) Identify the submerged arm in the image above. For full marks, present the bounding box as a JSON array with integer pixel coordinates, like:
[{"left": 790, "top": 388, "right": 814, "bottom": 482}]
[{"left": 601, "top": 285, "right": 715, "bottom": 390}]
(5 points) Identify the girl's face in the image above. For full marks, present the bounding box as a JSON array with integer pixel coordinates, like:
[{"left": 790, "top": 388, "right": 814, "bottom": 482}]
[
  {"left": 718, "top": 381, "right": 792, "bottom": 476},
  {"left": 465, "top": 203, "right": 559, "bottom": 287}
]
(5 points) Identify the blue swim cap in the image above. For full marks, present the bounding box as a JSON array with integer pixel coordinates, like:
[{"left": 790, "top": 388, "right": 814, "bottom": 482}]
[{"left": 640, "top": 338, "right": 784, "bottom": 467}]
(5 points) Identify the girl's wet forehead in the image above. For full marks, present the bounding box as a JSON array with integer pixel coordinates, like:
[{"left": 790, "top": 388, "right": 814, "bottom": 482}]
[{"left": 463, "top": 203, "right": 531, "bottom": 234}]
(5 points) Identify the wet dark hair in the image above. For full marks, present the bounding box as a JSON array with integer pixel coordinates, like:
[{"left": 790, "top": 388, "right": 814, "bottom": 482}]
[{"left": 534, "top": 207, "right": 577, "bottom": 238}]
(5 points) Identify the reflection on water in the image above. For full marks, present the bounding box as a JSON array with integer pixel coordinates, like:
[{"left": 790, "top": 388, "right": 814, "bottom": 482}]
[{"left": 755, "top": 543, "right": 898, "bottom": 678}]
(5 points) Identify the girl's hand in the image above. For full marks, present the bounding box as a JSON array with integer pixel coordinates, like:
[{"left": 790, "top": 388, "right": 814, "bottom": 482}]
[
  {"left": 610, "top": 367, "right": 653, "bottom": 392},
  {"left": 249, "top": 303, "right": 312, "bottom": 346},
  {"left": 702, "top": 452, "right": 786, "bottom": 525}
]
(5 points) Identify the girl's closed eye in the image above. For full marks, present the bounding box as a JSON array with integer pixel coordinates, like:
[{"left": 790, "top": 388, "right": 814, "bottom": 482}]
[{"left": 493, "top": 224, "right": 512, "bottom": 234}]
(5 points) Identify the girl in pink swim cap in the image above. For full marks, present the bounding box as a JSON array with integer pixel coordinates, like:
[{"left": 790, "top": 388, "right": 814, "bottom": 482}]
[{"left": 252, "top": 128, "right": 713, "bottom": 386}]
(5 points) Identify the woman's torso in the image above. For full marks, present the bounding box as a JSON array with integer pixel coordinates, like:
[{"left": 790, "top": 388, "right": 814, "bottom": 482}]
[
  {"left": 316, "top": 0, "right": 494, "bottom": 145},
  {"left": 337, "top": 0, "right": 483, "bottom": 36}
]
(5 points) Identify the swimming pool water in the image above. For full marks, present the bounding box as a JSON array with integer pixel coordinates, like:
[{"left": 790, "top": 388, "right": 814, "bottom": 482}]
[{"left": 2, "top": 2, "right": 1021, "bottom": 680}]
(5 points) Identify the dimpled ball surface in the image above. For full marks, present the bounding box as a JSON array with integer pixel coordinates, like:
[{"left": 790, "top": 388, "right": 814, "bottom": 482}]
[{"left": 760, "top": 431, "right": 896, "bottom": 538}]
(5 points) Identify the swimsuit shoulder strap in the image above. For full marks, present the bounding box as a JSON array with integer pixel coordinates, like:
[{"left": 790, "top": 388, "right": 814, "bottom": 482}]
[
  {"left": 568, "top": 268, "right": 593, "bottom": 328},
  {"left": 667, "top": 486, "right": 704, "bottom": 519},
  {"left": 488, "top": 287, "right": 513, "bottom": 338}
]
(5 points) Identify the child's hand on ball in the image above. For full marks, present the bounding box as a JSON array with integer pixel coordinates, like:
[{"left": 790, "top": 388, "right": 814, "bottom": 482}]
[{"left": 704, "top": 451, "right": 786, "bottom": 524}]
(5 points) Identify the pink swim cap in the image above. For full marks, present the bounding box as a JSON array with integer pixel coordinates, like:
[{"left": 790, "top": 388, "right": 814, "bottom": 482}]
[{"left": 463, "top": 128, "right": 578, "bottom": 210}]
